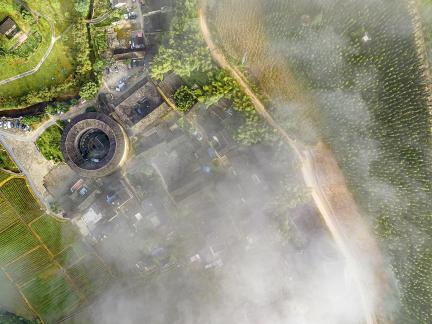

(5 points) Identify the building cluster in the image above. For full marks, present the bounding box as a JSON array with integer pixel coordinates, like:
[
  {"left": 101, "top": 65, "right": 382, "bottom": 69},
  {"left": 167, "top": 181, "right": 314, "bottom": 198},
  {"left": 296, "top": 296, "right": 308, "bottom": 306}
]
[{"left": 42, "top": 0, "right": 322, "bottom": 278}]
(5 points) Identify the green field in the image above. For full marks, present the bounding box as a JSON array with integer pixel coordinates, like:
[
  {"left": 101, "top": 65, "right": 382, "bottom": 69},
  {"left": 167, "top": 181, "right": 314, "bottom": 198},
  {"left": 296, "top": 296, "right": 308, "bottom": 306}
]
[
  {"left": 35, "top": 124, "right": 64, "bottom": 163},
  {"left": 0, "top": 0, "right": 92, "bottom": 110},
  {"left": 0, "top": 158, "right": 111, "bottom": 322}
]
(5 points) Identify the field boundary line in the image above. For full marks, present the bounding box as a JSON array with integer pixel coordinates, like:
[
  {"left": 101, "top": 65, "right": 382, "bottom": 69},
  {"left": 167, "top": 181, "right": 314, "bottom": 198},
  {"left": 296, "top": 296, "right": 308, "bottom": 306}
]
[
  {"left": 31, "top": 229, "right": 88, "bottom": 304},
  {"left": 0, "top": 218, "right": 20, "bottom": 236},
  {"left": 52, "top": 244, "right": 76, "bottom": 258},
  {"left": 0, "top": 268, "right": 43, "bottom": 323},
  {"left": 0, "top": 189, "right": 88, "bottom": 306},
  {"left": 0, "top": 174, "right": 20, "bottom": 187},
  {"left": 3, "top": 245, "right": 43, "bottom": 268}
]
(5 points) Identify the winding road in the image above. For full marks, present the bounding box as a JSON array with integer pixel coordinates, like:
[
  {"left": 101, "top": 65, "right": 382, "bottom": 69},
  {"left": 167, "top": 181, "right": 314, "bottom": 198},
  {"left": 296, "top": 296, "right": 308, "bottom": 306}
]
[
  {"left": 0, "top": 0, "right": 58, "bottom": 86},
  {"left": 199, "top": 6, "right": 384, "bottom": 324}
]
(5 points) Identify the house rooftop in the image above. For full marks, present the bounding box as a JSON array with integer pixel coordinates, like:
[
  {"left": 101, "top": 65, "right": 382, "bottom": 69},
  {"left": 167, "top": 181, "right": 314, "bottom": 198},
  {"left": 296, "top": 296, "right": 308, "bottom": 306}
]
[{"left": 0, "top": 17, "right": 19, "bottom": 39}]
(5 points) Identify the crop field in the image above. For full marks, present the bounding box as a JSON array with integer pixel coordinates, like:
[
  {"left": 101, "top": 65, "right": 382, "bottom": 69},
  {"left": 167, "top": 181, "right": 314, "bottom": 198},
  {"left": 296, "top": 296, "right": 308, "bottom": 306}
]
[
  {"left": 0, "top": 168, "right": 112, "bottom": 321},
  {"left": 210, "top": 0, "right": 432, "bottom": 322},
  {"left": 0, "top": 177, "right": 43, "bottom": 223},
  {"left": 0, "top": 0, "right": 91, "bottom": 110}
]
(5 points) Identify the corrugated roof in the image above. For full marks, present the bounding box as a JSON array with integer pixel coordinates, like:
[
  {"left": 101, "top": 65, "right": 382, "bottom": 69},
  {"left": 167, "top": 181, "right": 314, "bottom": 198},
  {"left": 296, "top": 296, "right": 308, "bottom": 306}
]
[{"left": 0, "top": 17, "right": 17, "bottom": 35}]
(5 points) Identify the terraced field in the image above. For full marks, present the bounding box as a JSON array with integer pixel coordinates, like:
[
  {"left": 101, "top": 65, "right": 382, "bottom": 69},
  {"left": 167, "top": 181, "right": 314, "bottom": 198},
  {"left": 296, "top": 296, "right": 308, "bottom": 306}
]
[{"left": 0, "top": 169, "right": 112, "bottom": 322}]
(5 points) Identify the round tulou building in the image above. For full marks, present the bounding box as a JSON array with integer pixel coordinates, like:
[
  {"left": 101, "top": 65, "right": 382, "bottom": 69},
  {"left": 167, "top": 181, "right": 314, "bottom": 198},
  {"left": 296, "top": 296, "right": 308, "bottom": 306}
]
[{"left": 61, "top": 112, "right": 128, "bottom": 178}]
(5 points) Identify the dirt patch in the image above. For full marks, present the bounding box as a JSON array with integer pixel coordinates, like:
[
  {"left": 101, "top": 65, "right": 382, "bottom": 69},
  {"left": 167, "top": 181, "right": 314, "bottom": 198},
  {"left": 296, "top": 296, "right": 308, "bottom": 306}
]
[{"left": 1, "top": 137, "right": 54, "bottom": 204}]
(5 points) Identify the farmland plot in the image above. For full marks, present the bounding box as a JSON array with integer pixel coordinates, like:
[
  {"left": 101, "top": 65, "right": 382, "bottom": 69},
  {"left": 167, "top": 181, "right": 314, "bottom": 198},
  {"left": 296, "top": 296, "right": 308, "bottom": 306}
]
[{"left": 0, "top": 178, "right": 43, "bottom": 223}]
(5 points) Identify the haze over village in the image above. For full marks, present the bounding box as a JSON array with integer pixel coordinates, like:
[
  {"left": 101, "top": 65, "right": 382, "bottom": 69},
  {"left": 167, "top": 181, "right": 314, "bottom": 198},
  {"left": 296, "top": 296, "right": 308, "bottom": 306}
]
[{"left": 0, "top": 0, "right": 431, "bottom": 323}]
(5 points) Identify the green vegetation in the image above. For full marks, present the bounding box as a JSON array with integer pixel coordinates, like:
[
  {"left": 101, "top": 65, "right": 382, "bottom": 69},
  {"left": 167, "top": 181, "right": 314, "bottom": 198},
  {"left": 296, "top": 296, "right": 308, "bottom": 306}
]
[
  {"left": 73, "top": 0, "right": 90, "bottom": 17},
  {"left": 151, "top": 0, "right": 266, "bottom": 144},
  {"left": 79, "top": 81, "right": 99, "bottom": 100},
  {"left": 22, "top": 267, "right": 81, "bottom": 322},
  {"left": 35, "top": 125, "right": 63, "bottom": 163},
  {"left": 93, "top": 0, "right": 111, "bottom": 18},
  {"left": 0, "top": 310, "right": 39, "bottom": 324},
  {"left": 173, "top": 86, "right": 197, "bottom": 112},
  {"left": 0, "top": 1, "right": 45, "bottom": 65},
  {"left": 0, "top": 145, "right": 19, "bottom": 173},
  {"left": 0, "top": 173, "right": 111, "bottom": 322},
  {"left": 419, "top": 0, "right": 432, "bottom": 71},
  {"left": 0, "top": 178, "right": 43, "bottom": 223},
  {"left": 0, "top": 0, "right": 94, "bottom": 110},
  {"left": 31, "top": 216, "right": 79, "bottom": 255},
  {"left": 0, "top": 271, "right": 34, "bottom": 319}
]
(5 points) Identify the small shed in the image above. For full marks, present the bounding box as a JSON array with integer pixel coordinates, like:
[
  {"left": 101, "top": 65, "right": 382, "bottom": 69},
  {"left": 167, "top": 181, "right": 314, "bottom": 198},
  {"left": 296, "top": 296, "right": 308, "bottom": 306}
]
[{"left": 0, "top": 17, "right": 19, "bottom": 39}]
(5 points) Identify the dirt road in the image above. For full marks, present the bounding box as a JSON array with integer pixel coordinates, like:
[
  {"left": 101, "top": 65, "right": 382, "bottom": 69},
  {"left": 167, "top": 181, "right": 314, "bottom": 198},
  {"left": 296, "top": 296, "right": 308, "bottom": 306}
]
[{"left": 199, "top": 6, "right": 388, "bottom": 324}]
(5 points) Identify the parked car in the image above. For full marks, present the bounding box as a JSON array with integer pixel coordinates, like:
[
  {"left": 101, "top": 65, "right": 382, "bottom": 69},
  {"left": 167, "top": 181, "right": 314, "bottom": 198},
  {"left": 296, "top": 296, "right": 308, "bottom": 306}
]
[{"left": 115, "top": 80, "right": 127, "bottom": 92}]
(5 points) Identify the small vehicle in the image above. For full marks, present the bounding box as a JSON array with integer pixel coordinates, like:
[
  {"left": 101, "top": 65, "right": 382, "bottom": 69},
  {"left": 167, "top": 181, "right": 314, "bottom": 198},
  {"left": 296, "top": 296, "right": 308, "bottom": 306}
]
[{"left": 115, "top": 80, "right": 127, "bottom": 92}]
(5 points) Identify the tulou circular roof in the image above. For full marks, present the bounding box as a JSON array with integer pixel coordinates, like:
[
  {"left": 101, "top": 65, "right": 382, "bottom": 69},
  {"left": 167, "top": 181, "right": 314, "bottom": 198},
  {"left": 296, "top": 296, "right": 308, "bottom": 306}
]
[{"left": 61, "top": 112, "right": 128, "bottom": 178}]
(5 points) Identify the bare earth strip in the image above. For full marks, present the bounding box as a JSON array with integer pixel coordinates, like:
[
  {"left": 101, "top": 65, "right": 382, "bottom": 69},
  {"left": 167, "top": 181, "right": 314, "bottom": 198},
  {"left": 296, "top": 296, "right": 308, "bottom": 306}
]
[{"left": 199, "top": 5, "right": 392, "bottom": 323}]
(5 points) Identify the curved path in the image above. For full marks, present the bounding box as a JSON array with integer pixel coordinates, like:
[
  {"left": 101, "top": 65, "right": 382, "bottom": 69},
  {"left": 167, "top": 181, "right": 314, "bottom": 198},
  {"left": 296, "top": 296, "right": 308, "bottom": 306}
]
[
  {"left": 199, "top": 6, "right": 385, "bottom": 324},
  {"left": 0, "top": 0, "right": 58, "bottom": 86}
]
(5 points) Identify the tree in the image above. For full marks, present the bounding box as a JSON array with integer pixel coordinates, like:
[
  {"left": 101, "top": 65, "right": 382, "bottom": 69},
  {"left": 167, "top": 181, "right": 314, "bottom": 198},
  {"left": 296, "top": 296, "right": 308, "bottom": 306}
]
[
  {"left": 74, "top": 0, "right": 90, "bottom": 16},
  {"left": 79, "top": 82, "right": 99, "bottom": 100},
  {"left": 174, "top": 86, "right": 197, "bottom": 112}
]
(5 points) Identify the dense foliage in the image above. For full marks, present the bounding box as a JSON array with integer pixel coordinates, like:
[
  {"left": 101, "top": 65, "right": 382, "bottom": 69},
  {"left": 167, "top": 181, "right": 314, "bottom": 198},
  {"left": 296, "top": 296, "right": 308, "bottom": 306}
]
[
  {"left": 73, "top": 0, "right": 90, "bottom": 17},
  {"left": 79, "top": 81, "right": 99, "bottom": 100},
  {"left": 35, "top": 125, "right": 64, "bottom": 163},
  {"left": 173, "top": 86, "right": 197, "bottom": 112}
]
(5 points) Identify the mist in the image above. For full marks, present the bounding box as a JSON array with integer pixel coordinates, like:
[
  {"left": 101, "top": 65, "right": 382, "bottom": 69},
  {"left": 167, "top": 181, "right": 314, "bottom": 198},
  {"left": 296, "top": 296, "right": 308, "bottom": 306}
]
[{"left": 59, "top": 0, "right": 432, "bottom": 323}]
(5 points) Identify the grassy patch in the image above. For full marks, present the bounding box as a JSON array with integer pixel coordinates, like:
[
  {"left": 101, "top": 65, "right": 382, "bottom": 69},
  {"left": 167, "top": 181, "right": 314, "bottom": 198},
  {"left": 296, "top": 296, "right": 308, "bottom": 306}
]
[
  {"left": 0, "top": 145, "right": 19, "bottom": 173},
  {"left": 0, "top": 0, "right": 92, "bottom": 110},
  {"left": 93, "top": 0, "right": 111, "bottom": 18},
  {"left": 35, "top": 125, "right": 64, "bottom": 163}
]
